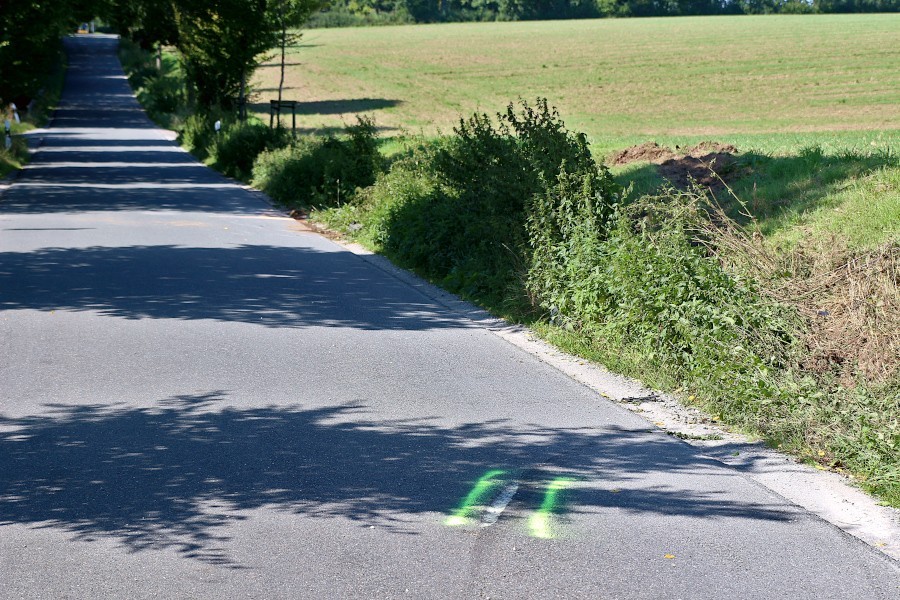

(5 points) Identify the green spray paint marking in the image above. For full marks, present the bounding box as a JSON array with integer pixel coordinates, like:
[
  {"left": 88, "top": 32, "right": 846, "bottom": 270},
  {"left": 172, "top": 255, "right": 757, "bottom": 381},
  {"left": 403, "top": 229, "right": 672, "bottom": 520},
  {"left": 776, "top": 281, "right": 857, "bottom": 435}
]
[
  {"left": 528, "top": 477, "right": 575, "bottom": 539},
  {"left": 445, "top": 470, "right": 507, "bottom": 527}
]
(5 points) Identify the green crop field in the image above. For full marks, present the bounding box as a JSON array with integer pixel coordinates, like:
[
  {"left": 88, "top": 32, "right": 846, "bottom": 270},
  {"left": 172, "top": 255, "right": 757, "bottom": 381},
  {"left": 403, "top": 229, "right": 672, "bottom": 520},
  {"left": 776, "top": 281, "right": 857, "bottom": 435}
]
[{"left": 252, "top": 14, "right": 900, "bottom": 154}]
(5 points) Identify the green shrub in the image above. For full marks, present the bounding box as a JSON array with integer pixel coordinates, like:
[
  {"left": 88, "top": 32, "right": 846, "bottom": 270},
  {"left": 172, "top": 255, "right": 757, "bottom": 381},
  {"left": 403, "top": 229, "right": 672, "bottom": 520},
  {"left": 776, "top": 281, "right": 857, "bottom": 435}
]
[
  {"left": 139, "top": 73, "right": 183, "bottom": 117},
  {"left": 210, "top": 121, "right": 292, "bottom": 180},
  {"left": 0, "top": 135, "right": 29, "bottom": 177},
  {"left": 252, "top": 117, "right": 382, "bottom": 208},
  {"left": 527, "top": 165, "right": 623, "bottom": 317},
  {"left": 179, "top": 110, "right": 233, "bottom": 160},
  {"left": 532, "top": 192, "right": 803, "bottom": 417},
  {"left": 364, "top": 99, "right": 619, "bottom": 308},
  {"left": 119, "top": 38, "right": 187, "bottom": 130}
]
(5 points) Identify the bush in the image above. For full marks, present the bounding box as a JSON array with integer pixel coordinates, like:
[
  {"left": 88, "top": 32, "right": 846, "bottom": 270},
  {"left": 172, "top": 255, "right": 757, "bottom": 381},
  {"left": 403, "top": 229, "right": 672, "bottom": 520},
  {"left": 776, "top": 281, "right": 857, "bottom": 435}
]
[
  {"left": 210, "top": 121, "right": 292, "bottom": 180},
  {"left": 360, "top": 99, "right": 619, "bottom": 308},
  {"left": 119, "top": 38, "right": 187, "bottom": 130},
  {"left": 252, "top": 117, "right": 382, "bottom": 208},
  {"left": 0, "top": 135, "right": 29, "bottom": 177},
  {"left": 179, "top": 110, "right": 233, "bottom": 160},
  {"left": 139, "top": 73, "right": 184, "bottom": 117}
]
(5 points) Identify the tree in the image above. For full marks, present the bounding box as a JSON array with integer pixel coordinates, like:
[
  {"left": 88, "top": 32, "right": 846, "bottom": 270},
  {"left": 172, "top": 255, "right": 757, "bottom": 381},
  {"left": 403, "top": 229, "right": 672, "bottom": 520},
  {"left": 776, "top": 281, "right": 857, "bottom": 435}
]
[
  {"left": 268, "top": 0, "right": 327, "bottom": 114},
  {"left": 0, "top": 0, "right": 82, "bottom": 106},
  {"left": 173, "top": 0, "right": 276, "bottom": 113}
]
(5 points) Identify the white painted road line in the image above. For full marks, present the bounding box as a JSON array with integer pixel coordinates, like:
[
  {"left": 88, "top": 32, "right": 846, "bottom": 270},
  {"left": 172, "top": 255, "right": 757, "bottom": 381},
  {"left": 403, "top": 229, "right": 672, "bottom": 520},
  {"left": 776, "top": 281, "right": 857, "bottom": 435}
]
[{"left": 480, "top": 482, "right": 520, "bottom": 527}]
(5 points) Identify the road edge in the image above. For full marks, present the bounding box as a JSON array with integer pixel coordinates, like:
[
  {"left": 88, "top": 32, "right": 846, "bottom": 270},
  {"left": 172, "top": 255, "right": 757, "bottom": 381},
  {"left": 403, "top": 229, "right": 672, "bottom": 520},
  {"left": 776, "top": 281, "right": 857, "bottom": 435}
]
[{"left": 320, "top": 232, "right": 900, "bottom": 564}]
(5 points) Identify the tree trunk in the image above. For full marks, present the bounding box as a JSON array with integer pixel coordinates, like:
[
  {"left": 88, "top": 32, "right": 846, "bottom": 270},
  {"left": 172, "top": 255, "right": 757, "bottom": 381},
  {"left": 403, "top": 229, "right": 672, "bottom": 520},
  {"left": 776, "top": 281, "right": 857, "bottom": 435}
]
[
  {"left": 239, "top": 70, "right": 246, "bottom": 120},
  {"left": 278, "top": 23, "right": 286, "bottom": 106},
  {"left": 277, "top": 19, "right": 286, "bottom": 128}
]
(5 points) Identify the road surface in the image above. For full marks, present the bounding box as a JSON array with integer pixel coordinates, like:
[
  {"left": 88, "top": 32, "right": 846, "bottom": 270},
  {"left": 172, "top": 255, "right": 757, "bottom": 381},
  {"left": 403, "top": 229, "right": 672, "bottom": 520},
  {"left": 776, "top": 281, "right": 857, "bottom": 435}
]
[{"left": 1, "top": 34, "right": 898, "bottom": 599}]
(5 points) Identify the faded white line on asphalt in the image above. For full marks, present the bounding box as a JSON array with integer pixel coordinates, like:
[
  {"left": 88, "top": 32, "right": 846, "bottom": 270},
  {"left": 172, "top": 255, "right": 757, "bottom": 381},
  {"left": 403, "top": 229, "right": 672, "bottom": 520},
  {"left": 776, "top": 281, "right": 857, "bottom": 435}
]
[{"left": 480, "top": 482, "right": 520, "bottom": 527}]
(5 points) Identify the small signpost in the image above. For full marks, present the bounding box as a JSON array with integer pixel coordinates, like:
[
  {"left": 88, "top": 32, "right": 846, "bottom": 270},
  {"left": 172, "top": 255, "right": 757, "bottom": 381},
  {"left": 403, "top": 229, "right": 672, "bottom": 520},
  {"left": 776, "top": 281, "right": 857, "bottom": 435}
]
[{"left": 269, "top": 100, "right": 298, "bottom": 132}]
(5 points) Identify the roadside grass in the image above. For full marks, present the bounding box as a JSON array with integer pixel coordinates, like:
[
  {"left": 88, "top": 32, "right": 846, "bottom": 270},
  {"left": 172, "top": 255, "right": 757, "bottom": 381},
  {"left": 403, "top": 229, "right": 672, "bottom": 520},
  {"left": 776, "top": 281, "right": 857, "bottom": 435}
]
[
  {"left": 118, "top": 39, "right": 187, "bottom": 131},
  {"left": 615, "top": 141, "right": 899, "bottom": 249}
]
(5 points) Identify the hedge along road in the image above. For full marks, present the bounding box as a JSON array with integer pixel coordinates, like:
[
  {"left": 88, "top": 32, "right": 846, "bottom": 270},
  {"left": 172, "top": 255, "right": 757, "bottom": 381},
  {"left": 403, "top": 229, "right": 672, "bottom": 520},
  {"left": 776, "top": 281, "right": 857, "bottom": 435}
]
[{"left": 1, "top": 35, "right": 898, "bottom": 600}]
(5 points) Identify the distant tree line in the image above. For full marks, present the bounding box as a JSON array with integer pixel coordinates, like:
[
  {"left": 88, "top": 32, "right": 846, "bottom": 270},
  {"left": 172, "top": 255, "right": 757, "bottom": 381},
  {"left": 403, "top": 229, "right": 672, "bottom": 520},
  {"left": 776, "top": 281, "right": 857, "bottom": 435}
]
[{"left": 309, "top": 0, "right": 897, "bottom": 26}]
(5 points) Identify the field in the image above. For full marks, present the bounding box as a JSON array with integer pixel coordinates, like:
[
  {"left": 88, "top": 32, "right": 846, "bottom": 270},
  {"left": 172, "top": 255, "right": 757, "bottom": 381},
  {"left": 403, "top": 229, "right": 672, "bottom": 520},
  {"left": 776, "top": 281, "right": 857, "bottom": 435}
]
[
  {"left": 253, "top": 14, "right": 899, "bottom": 252},
  {"left": 252, "top": 14, "right": 900, "bottom": 153}
]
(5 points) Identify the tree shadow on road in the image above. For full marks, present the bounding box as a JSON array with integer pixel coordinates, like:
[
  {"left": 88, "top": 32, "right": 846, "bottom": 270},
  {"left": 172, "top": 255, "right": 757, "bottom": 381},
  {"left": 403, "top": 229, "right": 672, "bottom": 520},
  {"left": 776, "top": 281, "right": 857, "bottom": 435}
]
[
  {"left": 0, "top": 392, "right": 794, "bottom": 568},
  {"left": 0, "top": 244, "right": 474, "bottom": 331}
]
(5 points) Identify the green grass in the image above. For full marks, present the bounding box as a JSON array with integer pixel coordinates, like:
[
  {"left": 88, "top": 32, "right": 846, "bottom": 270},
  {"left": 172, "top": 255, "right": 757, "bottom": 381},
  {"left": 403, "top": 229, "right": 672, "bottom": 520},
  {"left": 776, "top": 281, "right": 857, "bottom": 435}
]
[
  {"left": 253, "top": 15, "right": 899, "bottom": 141},
  {"left": 264, "top": 15, "right": 899, "bottom": 249},
  {"left": 612, "top": 142, "right": 899, "bottom": 250}
]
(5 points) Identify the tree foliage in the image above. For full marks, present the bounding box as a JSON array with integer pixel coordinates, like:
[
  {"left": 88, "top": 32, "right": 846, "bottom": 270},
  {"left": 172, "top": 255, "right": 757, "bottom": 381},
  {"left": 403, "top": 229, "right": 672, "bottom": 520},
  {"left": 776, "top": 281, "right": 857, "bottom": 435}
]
[
  {"left": 171, "top": 0, "right": 275, "bottom": 111},
  {"left": 0, "top": 1, "right": 85, "bottom": 105},
  {"left": 312, "top": 0, "right": 895, "bottom": 22},
  {"left": 1, "top": 0, "right": 325, "bottom": 113}
]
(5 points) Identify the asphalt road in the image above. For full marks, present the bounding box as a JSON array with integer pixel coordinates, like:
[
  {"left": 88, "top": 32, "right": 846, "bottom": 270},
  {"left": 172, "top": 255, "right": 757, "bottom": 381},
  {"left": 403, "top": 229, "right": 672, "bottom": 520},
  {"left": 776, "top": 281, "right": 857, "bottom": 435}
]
[{"left": 1, "top": 35, "right": 898, "bottom": 599}]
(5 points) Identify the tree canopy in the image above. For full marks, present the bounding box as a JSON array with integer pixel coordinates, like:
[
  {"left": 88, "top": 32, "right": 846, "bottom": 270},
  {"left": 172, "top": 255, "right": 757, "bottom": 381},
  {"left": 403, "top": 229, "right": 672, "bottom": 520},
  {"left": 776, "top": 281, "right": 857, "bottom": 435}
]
[
  {"left": 313, "top": 0, "right": 896, "bottom": 23},
  {"left": 0, "top": 0, "right": 92, "bottom": 105}
]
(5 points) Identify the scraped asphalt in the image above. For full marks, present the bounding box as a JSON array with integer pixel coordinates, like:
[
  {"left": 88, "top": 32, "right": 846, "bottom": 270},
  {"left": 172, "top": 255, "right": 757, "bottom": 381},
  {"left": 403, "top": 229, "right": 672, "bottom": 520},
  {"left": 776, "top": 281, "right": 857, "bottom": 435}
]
[{"left": 1, "top": 35, "right": 898, "bottom": 599}]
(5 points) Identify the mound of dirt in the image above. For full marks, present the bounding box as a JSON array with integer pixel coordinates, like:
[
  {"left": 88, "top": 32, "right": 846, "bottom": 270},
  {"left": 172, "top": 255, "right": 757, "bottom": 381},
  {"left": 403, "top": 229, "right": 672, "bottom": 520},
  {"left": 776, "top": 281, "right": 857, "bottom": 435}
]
[
  {"left": 686, "top": 141, "right": 738, "bottom": 155},
  {"left": 610, "top": 140, "right": 742, "bottom": 190},
  {"left": 658, "top": 152, "right": 738, "bottom": 190},
  {"left": 609, "top": 142, "right": 675, "bottom": 165}
]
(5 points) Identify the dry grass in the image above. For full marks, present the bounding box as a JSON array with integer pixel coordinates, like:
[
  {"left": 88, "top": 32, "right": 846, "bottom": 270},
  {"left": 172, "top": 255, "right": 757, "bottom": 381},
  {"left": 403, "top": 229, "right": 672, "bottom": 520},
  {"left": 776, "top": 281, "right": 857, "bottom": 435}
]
[{"left": 699, "top": 196, "right": 899, "bottom": 384}]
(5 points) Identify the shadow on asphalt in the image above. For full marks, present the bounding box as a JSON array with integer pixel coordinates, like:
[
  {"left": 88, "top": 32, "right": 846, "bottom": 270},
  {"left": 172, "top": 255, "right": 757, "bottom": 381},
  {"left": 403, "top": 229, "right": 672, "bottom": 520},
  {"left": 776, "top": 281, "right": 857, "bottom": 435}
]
[
  {"left": 0, "top": 244, "right": 474, "bottom": 330},
  {"left": 0, "top": 392, "right": 793, "bottom": 567}
]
